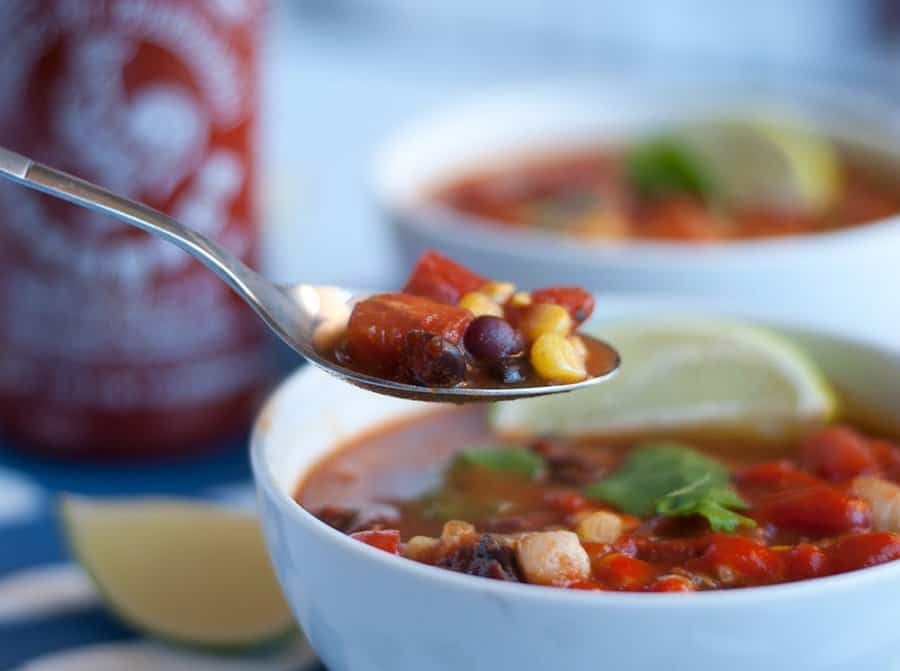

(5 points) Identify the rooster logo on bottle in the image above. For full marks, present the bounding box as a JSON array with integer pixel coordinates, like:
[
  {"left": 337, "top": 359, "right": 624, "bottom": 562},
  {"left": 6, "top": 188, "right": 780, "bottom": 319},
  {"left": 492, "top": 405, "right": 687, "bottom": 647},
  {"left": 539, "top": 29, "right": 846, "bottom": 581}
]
[{"left": 0, "top": 1, "right": 250, "bottom": 283}]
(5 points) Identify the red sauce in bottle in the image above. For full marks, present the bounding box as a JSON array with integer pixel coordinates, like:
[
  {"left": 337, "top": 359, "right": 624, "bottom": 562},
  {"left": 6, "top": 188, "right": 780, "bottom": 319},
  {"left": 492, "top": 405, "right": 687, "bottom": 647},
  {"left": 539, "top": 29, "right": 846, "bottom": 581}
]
[{"left": 0, "top": 0, "right": 270, "bottom": 458}]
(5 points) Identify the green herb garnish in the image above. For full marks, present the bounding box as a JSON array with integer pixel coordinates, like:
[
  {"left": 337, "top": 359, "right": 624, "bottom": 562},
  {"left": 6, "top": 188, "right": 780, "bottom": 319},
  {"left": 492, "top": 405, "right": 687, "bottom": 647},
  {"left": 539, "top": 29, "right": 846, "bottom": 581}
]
[
  {"left": 626, "top": 138, "right": 718, "bottom": 201},
  {"left": 419, "top": 445, "right": 544, "bottom": 521},
  {"left": 584, "top": 442, "right": 754, "bottom": 532},
  {"left": 452, "top": 445, "right": 545, "bottom": 480}
]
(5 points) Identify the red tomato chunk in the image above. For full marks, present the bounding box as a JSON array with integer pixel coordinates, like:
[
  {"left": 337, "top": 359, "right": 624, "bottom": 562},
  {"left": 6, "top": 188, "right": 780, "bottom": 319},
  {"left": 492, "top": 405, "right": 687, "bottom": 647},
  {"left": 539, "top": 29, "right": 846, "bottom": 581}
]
[
  {"left": 530, "top": 287, "right": 596, "bottom": 326},
  {"left": 402, "top": 250, "right": 487, "bottom": 304},
  {"left": 346, "top": 293, "right": 473, "bottom": 376},
  {"left": 350, "top": 529, "right": 401, "bottom": 555},
  {"left": 801, "top": 426, "right": 878, "bottom": 482}
]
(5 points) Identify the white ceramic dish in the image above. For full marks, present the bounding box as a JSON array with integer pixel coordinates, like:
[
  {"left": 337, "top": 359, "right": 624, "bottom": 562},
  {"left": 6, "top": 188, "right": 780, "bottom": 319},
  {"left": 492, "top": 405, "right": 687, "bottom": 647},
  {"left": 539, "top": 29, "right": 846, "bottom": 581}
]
[
  {"left": 372, "top": 80, "right": 900, "bottom": 344},
  {"left": 253, "top": 296, "right": 900, "bottom": 671}
]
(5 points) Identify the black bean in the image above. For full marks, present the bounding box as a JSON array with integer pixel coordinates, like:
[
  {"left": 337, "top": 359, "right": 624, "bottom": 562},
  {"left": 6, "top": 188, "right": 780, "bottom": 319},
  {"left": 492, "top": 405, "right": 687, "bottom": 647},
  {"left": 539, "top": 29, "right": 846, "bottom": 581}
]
[
  {"left": 436, "top": 533, "right": 522, "bottom": 582},
  {"left": 401, "top": 330, "right": 467, "bottom": 386},
  {"left": 488, "top": 358, "right": 528, "bottom": 384},
  {"left": 463, "top": 316, "right": 524, "bottom": 364}
]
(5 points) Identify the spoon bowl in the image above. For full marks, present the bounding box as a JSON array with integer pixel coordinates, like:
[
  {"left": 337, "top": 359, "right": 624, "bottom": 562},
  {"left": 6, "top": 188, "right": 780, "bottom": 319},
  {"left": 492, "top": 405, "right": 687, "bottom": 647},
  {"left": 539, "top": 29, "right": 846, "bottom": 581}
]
[{"left": 0, "top": 146, "right": 619, "bottom": 402}]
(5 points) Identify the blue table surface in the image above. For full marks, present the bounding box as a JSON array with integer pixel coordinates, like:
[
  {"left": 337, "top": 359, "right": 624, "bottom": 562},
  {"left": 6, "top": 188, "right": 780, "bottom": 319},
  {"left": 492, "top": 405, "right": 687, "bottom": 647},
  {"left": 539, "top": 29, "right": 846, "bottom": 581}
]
[{"left": 0, "top": 359, "right": 325, "bottom": 670}]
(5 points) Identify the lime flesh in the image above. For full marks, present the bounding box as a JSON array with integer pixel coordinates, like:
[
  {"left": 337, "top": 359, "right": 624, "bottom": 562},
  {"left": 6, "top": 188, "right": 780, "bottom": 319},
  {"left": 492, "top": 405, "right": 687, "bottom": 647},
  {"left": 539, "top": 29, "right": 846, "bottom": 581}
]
[
  {"left": 491, "top": 319, "right": 837, "bottom": 441},
  {"left": 60, "top": 496, "right": 294, "bottom": 650}
]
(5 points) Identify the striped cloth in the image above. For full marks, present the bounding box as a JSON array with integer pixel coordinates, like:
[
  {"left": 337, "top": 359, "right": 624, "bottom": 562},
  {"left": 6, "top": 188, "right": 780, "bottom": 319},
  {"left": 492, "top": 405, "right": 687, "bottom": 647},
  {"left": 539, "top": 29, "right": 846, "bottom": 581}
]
[{"left": 0, "top": 435, "right": 319, "bottom": 670}]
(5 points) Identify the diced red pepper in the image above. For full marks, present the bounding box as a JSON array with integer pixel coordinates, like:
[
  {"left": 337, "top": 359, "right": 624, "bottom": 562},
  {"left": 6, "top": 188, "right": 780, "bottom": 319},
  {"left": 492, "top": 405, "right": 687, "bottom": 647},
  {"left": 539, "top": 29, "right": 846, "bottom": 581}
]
[
  {"left": 592, "top": 553, "right": 656, "bottom": 591},
  {"left": 736, "top": 461, "right": 821, "bottom": 490},
  {"left": 825, "top": 532, "right": 900, "bottom": 575},
  {"left": 345, "top": 293, "right": 473, "bottom": 376},
  {"left": 801, "top": 426, "right": 877, "bottom": 482},
  {"left": 646, "top": 575, "right": 695, "bottom": 592},
  {"left": 349, "top": 529, "right": 401, "bottom": 555},
  {"left": 402, "top": 250, "right": 487, "bottom": 304},
  {"left": 694, "top": 535, "right": 782, "bottom": 586},
  {"left": 752, "top": 485, "right": 871, "bottom": 537},
  {"left": 530, "top": 287, "right": 595, "bottom": 326},
  {"left": 783, "top": 543, "right": 828, "bottom": 581}
]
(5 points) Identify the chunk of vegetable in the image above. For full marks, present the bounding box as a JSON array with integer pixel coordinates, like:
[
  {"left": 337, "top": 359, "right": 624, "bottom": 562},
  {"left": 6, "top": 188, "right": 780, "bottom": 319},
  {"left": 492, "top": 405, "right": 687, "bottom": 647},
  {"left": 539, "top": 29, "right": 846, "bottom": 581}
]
[
  {"left": 851, "top": 476, "right": 900, "bottom": 532},
  {"left": 530, "top": 332, "right": 587, "bottom": 384},
  {"left": 530, "top": 287, "right": 595, "bottom": 326},
  {"left": 349, "top": 529, "right": 401, "bottom": 554},
  {"left": 458, "top": 291, "right": 504, "bottom": 318},
  {"left": 402, "top": 250, "right": 487, "bottom": 304},
  {"left": 584, "top": 443, "right": 754, "bottom": 532},
  {"left": 519, "top": 304, "right": 573, "bottom": 343},
  {"left": 753, "top": 485, "right": 871, "bottom": 536},
  {"left": 825, "top": 532, "right": 900, "bottom": 575},
  {"left": 801, "top": 426, "right": 877, "bottom": 482},
  {"left": 478, "top": 281, "right": 516, "bottom": 303},
  {"left": 346, "top": 293, "right": 473, "bottom": 375},
  {"left": 516, "top": 530, "right": 590, "bottom": 586},
  {"left": 576, "top": 511, "right": 623, "bottom": 544}
]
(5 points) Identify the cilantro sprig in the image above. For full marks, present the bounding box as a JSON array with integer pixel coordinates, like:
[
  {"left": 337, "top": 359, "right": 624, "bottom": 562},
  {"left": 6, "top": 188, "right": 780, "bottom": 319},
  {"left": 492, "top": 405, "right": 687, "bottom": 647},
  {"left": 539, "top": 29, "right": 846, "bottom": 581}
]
[{"left": 584, "top": 442, "right": 755, "bottom": 532}]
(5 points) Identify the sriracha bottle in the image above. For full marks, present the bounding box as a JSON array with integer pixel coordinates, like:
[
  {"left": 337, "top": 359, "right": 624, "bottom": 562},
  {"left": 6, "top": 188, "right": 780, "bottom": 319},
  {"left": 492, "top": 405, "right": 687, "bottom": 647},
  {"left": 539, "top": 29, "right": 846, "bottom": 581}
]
[{"left": 0, "top": 0, "right": 271, "bottom": 458}]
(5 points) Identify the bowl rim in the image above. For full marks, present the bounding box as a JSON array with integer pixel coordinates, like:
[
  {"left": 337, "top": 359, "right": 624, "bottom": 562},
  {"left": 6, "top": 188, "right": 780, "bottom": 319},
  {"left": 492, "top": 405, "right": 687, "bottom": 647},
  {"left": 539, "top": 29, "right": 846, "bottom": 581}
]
[
  {"left": 251, "top": 310, "right": 900, "bottom": 608},
  {"left": 370, "top": 78, "right": 900, "bottom": 261}
]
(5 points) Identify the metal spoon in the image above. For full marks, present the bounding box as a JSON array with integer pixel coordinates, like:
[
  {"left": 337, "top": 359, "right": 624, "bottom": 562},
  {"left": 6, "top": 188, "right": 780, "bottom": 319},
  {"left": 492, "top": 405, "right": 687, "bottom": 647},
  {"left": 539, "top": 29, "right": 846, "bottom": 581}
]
[{"left": 0, "top": 146, "right": 619, "bottom": 402}]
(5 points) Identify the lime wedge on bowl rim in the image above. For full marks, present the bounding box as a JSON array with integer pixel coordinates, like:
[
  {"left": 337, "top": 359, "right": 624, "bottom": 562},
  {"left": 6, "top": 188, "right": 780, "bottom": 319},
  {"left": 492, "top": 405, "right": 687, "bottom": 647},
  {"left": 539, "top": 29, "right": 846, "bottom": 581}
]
[
  {"left": 490, "top": 319, "right": 837, "bottom": 441},
  {"left": 59, "top": 496, "right": 294, "bottom": 650},
  {"left": 677, "top": 116, "right": 841, "bottom": 213}
]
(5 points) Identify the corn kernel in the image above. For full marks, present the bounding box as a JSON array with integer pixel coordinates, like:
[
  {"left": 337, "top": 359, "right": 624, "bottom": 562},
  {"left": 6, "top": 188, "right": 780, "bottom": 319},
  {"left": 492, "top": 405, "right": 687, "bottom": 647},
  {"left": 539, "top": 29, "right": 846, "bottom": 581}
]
[
  {"left": 458, "top": 291, "right": 504, "bottom": 318},
  {"left": 478, "top": 281, "right": 516, "bottom": 303},
  {"left": 576, "top": 511, "right": 623, "bottom": 543},
  {"left": 440, "top": 520, "right": 477, "bottom": 549},
  {"left": 530, "top": 332, "right": 588, "bottom": 383},
  {"left": 403, "top": 535, "right": 440, "bottom": 560},
  {"left": 568, "top": 335, "right": 588, "bottom": 359},
  {"left": 510, "top": 291, "right": 532, "bottom": 308},
  {"left": 520, "top": 303, "right": 573, "bottom": 342}
]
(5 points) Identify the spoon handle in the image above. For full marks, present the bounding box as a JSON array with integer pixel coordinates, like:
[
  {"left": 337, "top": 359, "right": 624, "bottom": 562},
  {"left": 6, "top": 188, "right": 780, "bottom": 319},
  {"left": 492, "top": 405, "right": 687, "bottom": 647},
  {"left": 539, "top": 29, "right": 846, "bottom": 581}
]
[{"left": 0, "top": 145, "right": 290, "bottom": 337}]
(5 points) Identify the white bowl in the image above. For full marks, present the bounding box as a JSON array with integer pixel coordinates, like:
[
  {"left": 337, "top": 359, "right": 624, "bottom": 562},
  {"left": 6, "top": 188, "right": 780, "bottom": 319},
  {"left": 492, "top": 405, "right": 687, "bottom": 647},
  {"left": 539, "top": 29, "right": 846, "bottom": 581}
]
[
  {"left": 253, "top": 297, "right": 900, "bottom": 671},
  {"left": 373, "top": 80, "right": 900, "bottom": 344}
]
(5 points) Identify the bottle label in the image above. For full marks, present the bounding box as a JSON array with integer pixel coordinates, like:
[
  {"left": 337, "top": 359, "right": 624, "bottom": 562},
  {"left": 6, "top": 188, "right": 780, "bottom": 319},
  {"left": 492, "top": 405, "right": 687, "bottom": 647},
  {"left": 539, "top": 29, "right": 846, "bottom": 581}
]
[{"left": 0, "top": 0, "right": 266, "bottom": 417}]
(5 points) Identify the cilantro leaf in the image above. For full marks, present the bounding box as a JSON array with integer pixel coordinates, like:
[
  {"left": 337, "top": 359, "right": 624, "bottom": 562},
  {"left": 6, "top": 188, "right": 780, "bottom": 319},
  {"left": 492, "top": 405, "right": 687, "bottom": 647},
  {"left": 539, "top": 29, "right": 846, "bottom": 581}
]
[
  {"left": 584, "top": 442, "right": 755, "bottom": 532},
  {"left": 452, "top": 445, "right": 545, "bottom": 480},
  {"left": 627, "top": 138, "right": 718, "bottom": 201}
]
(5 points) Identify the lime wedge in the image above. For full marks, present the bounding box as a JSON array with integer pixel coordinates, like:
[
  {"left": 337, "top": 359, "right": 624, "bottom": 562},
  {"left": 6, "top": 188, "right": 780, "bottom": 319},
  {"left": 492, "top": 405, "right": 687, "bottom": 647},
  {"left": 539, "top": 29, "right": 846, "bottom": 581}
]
[
  {"left": 491, "top": 319, "right": 837, "bottom": 441},
  {"left": 60, "top": 496, "right": 294, "bottom": 650},
  {"left": 678, "top": 116, "right": 841, "bottom": 212}
]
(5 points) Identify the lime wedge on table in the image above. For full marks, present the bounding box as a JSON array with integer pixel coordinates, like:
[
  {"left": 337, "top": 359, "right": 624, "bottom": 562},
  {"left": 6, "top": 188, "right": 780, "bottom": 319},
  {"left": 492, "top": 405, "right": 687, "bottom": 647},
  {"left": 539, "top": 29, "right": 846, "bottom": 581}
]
[
  {"left": 491, "top": 320, "right": 837, "bottom": 440},
  {"left": 679, "top": 117, "right": 841, "bottom": 212},
  {"left": 60, "top": 496, "right": 294, "bottom": 650}
]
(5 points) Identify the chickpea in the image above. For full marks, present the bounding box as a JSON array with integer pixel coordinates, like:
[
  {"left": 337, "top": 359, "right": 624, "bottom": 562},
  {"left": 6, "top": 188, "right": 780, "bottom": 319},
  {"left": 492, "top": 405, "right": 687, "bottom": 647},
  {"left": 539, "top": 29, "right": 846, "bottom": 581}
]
[
  {"left": 576, "top": 511, "right": 624, "bottom": 544},
  {"left": 516, "top": 530, "right": 590, "bottom": 586}
]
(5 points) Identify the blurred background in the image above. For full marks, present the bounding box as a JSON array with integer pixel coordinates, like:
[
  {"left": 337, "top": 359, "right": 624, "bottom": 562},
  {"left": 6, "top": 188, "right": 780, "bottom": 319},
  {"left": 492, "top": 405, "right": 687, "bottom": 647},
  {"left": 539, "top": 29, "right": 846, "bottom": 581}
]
[
  {"left": 263, "top": 0, "right": 900, "bottom": 288},
  {"left": 1, "top": 1, "right": 899, "bottom": 667}
]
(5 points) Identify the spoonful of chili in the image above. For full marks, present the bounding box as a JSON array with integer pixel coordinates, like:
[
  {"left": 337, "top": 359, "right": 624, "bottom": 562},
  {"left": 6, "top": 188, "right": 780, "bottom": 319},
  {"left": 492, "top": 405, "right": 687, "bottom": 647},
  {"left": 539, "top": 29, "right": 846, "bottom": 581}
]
[{"left": 0, "top": 146, "right": 618, "bottom": 402}]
